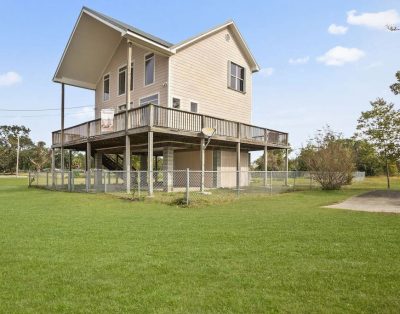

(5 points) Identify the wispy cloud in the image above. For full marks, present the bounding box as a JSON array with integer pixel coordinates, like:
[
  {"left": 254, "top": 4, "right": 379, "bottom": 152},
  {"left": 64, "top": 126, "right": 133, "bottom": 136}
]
[
  {"left": 347, "top": 9, "right": 400, "bottom": 29},
  {"left": 317, "top": 46, "right": 365, "bottom": 66},
  {"left": 259, "top": 67, "right": 274, "bottom": 77},
  {"left": 289, "top": 57, "right": 309, "bottom": 65},
  {"left": 69, "top": 106, "right": 94, "bottom": 120},
  {"left": 365, "top": 61, "right": 383, "bottom": 69},
  {"left": 0, "top": 71, "right": 22, "bottom": 87},
  {"left": 328, "top": 24, "right": 348, "bottom": 35}
]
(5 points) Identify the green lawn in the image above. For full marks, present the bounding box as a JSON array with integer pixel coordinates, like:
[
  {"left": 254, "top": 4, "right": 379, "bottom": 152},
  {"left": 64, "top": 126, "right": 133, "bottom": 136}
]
[{"left": 0, "top": 177, "right": 399, "bottom": 313}]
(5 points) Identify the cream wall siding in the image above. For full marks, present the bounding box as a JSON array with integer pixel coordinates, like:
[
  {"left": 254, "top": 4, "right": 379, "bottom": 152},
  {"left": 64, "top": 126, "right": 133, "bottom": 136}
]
[
  {"left": 94, "top": 40, "right": 169, "bottom": 118},
  {"left": 220, "top": 150, "right": 249, "bottom": 187},
  {"left": 169, "top": 28, "right": 253, "bottom": 124},
  {"left": 174, "top": 150, "right": 213, "bottom": 171}
]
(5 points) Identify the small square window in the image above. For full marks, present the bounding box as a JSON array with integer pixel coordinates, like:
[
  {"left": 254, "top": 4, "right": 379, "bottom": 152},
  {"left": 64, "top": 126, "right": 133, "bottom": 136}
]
[
  {"left": 172, "top": 98, "right": 180, "bottom": 109},
  {"left": 190, "top": 102, "right": 198, "bottom": 113}
]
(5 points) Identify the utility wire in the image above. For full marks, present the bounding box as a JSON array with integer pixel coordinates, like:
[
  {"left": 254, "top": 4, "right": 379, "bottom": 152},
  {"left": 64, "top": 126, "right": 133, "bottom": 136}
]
[{"left": 0, "top": 105, "right": 93, "bottom": 112}]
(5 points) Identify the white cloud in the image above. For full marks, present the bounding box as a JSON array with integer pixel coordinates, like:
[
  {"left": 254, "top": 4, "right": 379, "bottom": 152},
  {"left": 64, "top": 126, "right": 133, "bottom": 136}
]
[
  {"left": 259, "top": 67, "right": 274, "bottom": 77},
  {"left": 347, "top": 9, "right": 400, "bottom": 29},
  {"left": 70, "top": 106, "right": 94, "bottom": 120},
  {"left": 289, "top": 56, "right": 310, "bottom": 65},
  {"left": 0, "top": 71, "right": 22, "bottom": 87},
  {"left": 328, "top": 24, "right": 348, "bottom": 35},
  {"left": 317, "top": 46, "right": 365, "bottom": 66}
]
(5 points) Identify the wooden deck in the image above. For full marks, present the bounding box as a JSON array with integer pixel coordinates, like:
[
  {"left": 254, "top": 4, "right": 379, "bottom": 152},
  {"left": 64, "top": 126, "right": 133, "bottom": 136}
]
[{"left": 52, "top": 104, "right": 289, "bottom": 152}]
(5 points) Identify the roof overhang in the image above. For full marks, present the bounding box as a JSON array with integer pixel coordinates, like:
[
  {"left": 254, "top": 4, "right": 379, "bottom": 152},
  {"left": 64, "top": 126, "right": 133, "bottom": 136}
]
[
  {"left": 53, "top": 8, "right": 173, "bottom": 89},
  {"left": 171, "top": 21, "right": 260, "bottom": 73}
]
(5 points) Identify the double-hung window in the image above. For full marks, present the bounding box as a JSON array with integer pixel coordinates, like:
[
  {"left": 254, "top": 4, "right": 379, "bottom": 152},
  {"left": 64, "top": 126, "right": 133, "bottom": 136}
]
[
  {"left": 145, "top": 53, "right": 155, "bottom": 85},
  {"left": 103, "top": 74, "right": 110, "bottom": 101},
  {"left": 228, "top": 62, "right": 245, "bottom": 92}
]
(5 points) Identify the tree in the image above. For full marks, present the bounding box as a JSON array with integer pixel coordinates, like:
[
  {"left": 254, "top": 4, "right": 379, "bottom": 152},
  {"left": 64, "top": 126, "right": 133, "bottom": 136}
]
[
  {"left": 302, "top": 127, "right": 355, "bottom": 190},
  {"left": 0, "top": 125, "right": 33, "bottom": 173},
  {"left": 356, "top": 98, "right": 400, "bottom": 189},
  {"left": 28, "top": 141, "right": 51, "bottom": 171},
  {"left": 390, "top": 71, "right": 400, "bottom": 95},
  {"left": 253, "top": 149, "right": 287, "bottom": 171}
]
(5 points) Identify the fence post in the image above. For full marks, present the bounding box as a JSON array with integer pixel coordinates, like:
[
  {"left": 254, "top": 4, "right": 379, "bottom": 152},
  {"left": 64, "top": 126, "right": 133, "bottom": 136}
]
[
  {"left": 28, "top": 171, "right": 31, "bottom": 187},
  {"left": 137, "top": 170, "right": 141, "bottom": 198},
  {"left": 46, "top": 171, "right": 49, "bottom": 188},
  {"left": 71, "top": 171, "right": 74, "bottom": 191},
  {"left": 293, "top": 172, "right": 296, "bottom": 191},
  {"left": 186, "top": 168, "right": 190, "bottom": 205}
]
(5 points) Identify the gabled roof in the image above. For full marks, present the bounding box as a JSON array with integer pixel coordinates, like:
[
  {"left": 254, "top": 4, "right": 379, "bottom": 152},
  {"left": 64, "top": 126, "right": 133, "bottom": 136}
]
[
  {"left": 171, "top": 20, "right": 260, "bottom": 72},
  {"left": 53, "top": 7, "right": 260, "bottom": 89},
  {"left": 82, "top": 7, "right": 173, "bottom": 48}
]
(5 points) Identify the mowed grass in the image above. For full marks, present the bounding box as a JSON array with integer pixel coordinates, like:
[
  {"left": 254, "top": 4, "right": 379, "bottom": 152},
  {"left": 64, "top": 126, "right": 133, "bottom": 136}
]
[{"left": 0, "top": 177, "right": 399, "bottom": 313}]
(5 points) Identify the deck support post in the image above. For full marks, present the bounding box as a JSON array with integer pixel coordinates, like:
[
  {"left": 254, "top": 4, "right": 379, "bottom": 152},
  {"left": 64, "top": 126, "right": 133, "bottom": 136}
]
[
  {"left": 200, "top": 138, "right": 205, "bottom": 193},
  {"left": 148, "top": 131, "right": 154, "bottom": 196},
  {"left": 163, "top": 147, "right": 174, "bottom": 192},
  {"left": 60, "top": 83, "right": 65, "bottom": 187},
  {"left": 94, "top": 152, "right": 103, "bottom": 192},
  {"left": 51, "top": 148, "right": 55, "bottom": 187},
  {"left": 86, "top": 141, "right": 91, "bottom": 192},
  {"left": 125, "top": 136, "right": 131, "bottom": 193},
  {"left": 285, "top": 148, "right": 289, "bottom": 185},
  {"left": 236, "top": 142, "right": 241, "bottom": 193},
  {"left": 264, "top": 146, "right": 268, "bottom": 186}
]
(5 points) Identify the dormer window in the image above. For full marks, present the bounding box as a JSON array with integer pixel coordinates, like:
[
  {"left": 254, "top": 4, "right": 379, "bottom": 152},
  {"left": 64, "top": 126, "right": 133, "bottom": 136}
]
[
  {"left": 228, "top": 61, "right": 245, "bottom": 93},
  {"left": 103, "top": 74, "right": 110, "bottom": 101}
]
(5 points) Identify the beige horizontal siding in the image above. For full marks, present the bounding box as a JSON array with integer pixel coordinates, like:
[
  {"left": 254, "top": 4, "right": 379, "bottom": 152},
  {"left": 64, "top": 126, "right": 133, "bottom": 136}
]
[
  {"left": 169, "top": 28, "right": 252, "bottom": 124},
  {"left": 94, "top": 40, "right": 168, "bottom": 118}
]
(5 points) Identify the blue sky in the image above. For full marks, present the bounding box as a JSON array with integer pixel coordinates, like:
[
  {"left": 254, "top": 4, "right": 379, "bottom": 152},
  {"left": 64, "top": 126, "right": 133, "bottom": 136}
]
[{"left": 0, "top": 0, "right": 399, "bottom": 156}]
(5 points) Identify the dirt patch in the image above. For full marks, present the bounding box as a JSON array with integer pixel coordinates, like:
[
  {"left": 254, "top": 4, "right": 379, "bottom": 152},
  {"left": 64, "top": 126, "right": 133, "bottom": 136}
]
[{"left": 325, "top": 190, "right": 400, "bottom": 213}]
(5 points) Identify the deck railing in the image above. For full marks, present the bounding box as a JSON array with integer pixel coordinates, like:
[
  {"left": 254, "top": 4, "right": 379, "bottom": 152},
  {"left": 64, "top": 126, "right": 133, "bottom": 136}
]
[{"left": 52, "top": 104, "right": 288, "bottom": 147}]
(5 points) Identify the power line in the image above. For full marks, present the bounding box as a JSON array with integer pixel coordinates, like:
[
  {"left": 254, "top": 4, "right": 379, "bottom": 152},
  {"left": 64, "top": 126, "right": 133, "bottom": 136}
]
[{"left": 0, "top": 105, "right": 93, "bottom": 112}]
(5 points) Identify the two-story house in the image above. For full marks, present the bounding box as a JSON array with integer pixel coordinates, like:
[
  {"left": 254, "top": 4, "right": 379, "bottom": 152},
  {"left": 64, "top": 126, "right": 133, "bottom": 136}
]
[{"left": 51, "top": 7, "right": 289, "bottom": 195}]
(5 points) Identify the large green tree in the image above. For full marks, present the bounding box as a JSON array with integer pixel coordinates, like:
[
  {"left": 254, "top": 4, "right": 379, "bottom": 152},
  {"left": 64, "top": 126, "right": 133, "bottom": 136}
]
[
  {"left": 390, "top": 71, "right": 400, "bottom": 95},
  {"left": 356, "top": 98, "right": 400, "bottom": 189},
  {"left": 0, "top": 125, "right": 33, "bottom": 173}
]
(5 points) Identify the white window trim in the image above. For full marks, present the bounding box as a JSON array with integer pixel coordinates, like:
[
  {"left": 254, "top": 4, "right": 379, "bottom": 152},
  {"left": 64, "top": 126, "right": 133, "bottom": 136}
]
[
  {"left": 139, "top": 92, "right": 160, "bottom": 107},
  {"left": 117, "top": 64, "right": 127, "bottom": 97},
  {"left": 189, "top": 100, "right": 199, "bottom": 113},
  {"left": 103, "top": 73, "right": 111, "bottom": 102},
  {"left": 144, "top": 52, "right": 156, "bottom": 87}
]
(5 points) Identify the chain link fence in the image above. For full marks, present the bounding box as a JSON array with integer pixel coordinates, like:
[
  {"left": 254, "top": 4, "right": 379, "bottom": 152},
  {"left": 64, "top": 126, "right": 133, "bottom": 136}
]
[{"left": 29, "top": 170, "right": 366, "bottom": 204}]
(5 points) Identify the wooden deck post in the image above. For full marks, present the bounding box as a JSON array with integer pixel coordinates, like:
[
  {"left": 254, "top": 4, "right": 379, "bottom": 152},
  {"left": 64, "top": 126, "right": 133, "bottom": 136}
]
[
  {"left": 264, "top": 146, "right": 268, "bottom": 186},
  {"left": 200, "top": 138, "right": 205, "bottom": 193},
  {"left": 60, "top": 83, "right": 65, "bottom": 187},
  {"left": 285, "top": 148, "right": 289, "bottom": 185},
  {"left": 86, "top": 141, "right": 91, "bottom": 192},
  {"left": 125, "top": 135, "right": 131, "bottom": 193},
  {"left": 148, "top": 131, "right": 154, "bottom": 196},
  {"left": 51, "top": 148, "right": 55, "bottom": 187},
  {"left": 236, "top": 142, "right": 241, "bottom": 192}
]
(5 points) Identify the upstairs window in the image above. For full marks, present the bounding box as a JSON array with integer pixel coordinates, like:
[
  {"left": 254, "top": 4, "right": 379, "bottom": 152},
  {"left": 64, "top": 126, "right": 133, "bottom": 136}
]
[
  {"left": 190, "top": 102, "right": 198, "bottom": 113},
  {"left": 228, "top": 61, "right": 245, "bottom": 93},
  {"left": 118, "top": 66, "right": 126, "bottom": 95},
  {"left": 145, "top": 53, "right": 155, "bottom": 86},
  {"left": 172, "top": 98, "right": 180, "bottom": 109},
  {"left": 140, "top": 94, "right": 159, "bottom": 106},
  {"left": 103, "top": 74, "right": 110, "bottom": 101}
]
